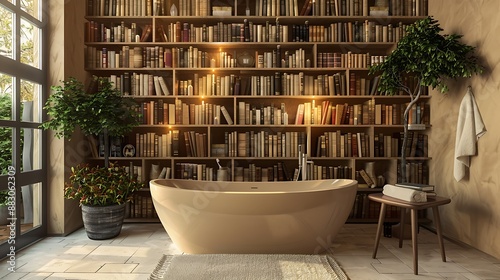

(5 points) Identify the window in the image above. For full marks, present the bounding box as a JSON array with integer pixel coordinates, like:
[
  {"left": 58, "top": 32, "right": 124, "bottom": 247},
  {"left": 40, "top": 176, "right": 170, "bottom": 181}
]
[{"left": 0, "top": 0, "right": 46, "bottom": 253}]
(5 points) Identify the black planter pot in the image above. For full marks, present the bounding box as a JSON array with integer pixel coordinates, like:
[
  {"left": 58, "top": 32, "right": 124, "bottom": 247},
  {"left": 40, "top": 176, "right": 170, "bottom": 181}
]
[{"left": 81, "top": 203, "right": 126, "bottom": 240}]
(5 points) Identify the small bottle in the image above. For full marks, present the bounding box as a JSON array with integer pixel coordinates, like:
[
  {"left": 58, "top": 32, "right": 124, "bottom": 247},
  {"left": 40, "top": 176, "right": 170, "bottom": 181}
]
[
  {"left": 245, "top": 0, "right": 250, "bottom": 16},
  {"left": 170, "top": 4, "right": 178, "bottom": 16}
]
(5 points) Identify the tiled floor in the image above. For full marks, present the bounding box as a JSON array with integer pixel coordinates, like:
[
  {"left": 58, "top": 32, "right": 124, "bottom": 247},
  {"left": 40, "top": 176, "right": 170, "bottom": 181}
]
[{"left": 0, "top": 223, "right": 499, "bottom": 279}]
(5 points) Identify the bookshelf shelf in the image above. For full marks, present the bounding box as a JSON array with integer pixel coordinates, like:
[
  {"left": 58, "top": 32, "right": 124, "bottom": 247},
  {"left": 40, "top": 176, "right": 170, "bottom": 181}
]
[{"left": 85, "top": 0, "right": 430, "bottom": 223}]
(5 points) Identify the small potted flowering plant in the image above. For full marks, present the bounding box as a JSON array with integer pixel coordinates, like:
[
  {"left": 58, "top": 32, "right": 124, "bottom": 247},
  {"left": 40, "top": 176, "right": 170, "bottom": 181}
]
[{"left": 64, "top": 163, "right": 143, "bottom": 239}]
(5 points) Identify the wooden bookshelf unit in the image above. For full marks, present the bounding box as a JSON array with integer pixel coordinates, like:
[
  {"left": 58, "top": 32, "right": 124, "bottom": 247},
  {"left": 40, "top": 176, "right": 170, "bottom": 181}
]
[{"left": 84, "top": 0, "right": 430, "bottom": 222}]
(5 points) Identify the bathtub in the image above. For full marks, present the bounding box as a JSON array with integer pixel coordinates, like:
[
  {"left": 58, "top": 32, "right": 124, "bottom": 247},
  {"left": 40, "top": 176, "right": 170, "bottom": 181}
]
[{"left": 150, "top": 179, "right": 357, "bottom": 254}]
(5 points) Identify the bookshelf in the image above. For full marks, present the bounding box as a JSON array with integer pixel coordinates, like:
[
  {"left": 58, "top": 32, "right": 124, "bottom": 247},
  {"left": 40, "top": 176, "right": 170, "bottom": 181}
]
[{"left": 84, "top": 0, "right": 430, "bottom": 222}]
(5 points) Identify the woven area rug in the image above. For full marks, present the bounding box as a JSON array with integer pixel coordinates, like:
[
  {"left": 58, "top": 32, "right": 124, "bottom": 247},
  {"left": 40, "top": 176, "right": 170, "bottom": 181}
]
[{"left": 149, "top": 254, "right": 349, "bottom": 280}]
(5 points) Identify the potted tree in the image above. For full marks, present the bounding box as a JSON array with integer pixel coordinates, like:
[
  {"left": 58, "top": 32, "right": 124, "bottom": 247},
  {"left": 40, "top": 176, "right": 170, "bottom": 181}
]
[
  {"left": 369, "top": 16, "right": 482, "bottom": 183},
  {"left": 41, "top": 76, "right": 142, "bottom": 239}
]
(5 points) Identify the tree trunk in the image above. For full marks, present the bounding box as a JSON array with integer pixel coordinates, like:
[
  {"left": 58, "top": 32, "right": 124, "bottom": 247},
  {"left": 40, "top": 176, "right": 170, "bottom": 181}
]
[
  {"left": 104, "top": 129, "right": 109, "bottom": 168},
  {"left": 400, "top": 86, "right": 423, "bottom": 183}
]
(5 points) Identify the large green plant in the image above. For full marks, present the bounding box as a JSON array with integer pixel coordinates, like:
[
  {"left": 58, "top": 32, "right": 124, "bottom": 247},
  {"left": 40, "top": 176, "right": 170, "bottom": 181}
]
[
  {"left": 369, "top": 16, "right": 482, "bottom": 183},
  {"left": 41, "top": 77, "right": 140, "bottom": 167},
  {"left": 41, "top": 77, "right": 142, "bottom": 206}
]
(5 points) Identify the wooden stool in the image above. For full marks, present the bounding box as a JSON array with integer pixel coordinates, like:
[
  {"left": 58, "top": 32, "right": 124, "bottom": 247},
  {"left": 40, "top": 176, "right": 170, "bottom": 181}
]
[{"left": 368, "top": 193, "right": 451, "bottom": 275}]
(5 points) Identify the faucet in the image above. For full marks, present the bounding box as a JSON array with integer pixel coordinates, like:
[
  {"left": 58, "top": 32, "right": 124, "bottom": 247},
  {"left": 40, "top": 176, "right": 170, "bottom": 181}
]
[{"left": 297, "top": 145, "right": 314, "bottom": 181}]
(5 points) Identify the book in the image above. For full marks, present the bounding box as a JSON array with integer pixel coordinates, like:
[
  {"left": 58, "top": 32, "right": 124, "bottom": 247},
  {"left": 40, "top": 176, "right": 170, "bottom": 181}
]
[
  {"left": 158, "top": 76, "right": 171, "bottom": 95},
  {"left": 140, "top": 25, "right": 153, "bottom": 42},
  {"left": 395, "top": 183, "right": 434, "bottom": 192},
  {"left": 359, "top": 169, "right": 375, "bottom": 188},
  {"left": 220, "top": 106, "right": 233, "bottom": 125}
]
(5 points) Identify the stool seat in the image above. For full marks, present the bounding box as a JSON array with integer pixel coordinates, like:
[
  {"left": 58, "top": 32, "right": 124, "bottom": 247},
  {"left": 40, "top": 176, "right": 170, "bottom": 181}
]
[{"left": 369, "top": 193, "right": 451, "bottom": 275}]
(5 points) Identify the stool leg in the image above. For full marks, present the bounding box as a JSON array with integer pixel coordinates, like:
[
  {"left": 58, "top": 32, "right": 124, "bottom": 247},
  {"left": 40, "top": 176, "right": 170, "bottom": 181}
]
[
  {"left": 432, "top": 206, "right": 447, "bottom": 262},
  {"left": 373, "top": 203, "right": 387, "bottom": 259},
  {"left": 411, "top": 209, "right": 419, "bottom": 275},
  {"left": 399, "top": 208, "right": 405, "bottom": 248}
]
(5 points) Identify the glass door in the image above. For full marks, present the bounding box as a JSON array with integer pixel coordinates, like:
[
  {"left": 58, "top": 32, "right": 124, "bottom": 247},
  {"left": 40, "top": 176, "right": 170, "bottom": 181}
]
[{"left": 0, "top": 0, "right": 47, "bottom": 260}]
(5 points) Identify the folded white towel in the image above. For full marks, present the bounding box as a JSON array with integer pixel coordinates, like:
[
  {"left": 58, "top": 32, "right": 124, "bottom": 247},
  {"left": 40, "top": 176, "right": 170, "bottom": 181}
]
[
  {"left": 383, "top": 184, "right": 427, "bottom": 202},
  {"left": 454, "top": 87, "right": 486, "bottom": 182}
]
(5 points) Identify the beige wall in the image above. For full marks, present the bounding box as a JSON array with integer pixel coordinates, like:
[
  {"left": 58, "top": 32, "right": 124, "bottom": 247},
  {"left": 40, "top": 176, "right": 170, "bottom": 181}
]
[
  {"left": 429, "top": 1, "right": 500, "bottom": 259},
  {"left": 47, "top": 0, "right": 87, "bottom": 235}
]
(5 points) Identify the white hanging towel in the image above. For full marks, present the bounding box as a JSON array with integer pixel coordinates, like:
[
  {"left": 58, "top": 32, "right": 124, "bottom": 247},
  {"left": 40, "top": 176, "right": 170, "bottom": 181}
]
[{"left": 454, "top": 87, "right": 486, "bottom": 182}]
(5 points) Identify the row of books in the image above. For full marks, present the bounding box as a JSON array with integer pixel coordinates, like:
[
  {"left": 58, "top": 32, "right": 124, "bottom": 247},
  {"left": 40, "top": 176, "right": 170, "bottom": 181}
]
[
  {"left": 130, "top": 130, "right": 309, "bottom": 158},
  {"left": 297, "top": 21, "right": 410, "bottom": 43},
  {"left": 95, "top": 131, "right": 427, "bottom": 160},
  {"left": 86, "top": 0, "right": 427, "bottom": 18},
  {"left": 183, "top": 131, "right": 208, "bottom": 157},
  {"left": 181, "top": 72, "right": 350, "bottom": 97},
  {"left": 151, "top": 47, "right": 309, "bottom": 69},
  {"left": 168, "top": 20, "right": 405, "bottom": 44},
  {"left": 124, "top": 163, "right": 142, "bottom": 182},
  {"left": 135, "top": 98, "right": 426, "bottom": 128},
  {"left": 85, "top": 21, "right": 140, "bottom": 43},
  {"left": 174, "top": 163, "right": 216, "bottom": 180},
  {"left": 85, "top": 20, "right": 413, "bottom": 44},
  {"left": 171, "top": 162, "right": 295, "bottom": 181},
  {"left": 249, "top": 73, "right": 349, "bottom": 96},
  {"left": 177, "top": 0, "right": 211, "bottom": 16},
  {"left": 397, "top": 161, "right": 429, "bottom": 185},
  {"left": 134, "top": 131, "right": 176, "bottom": 157},
  {"left": 237, "top": 102, "right": 288, "bottom": 125},
  {"left": 87, "top": 0, "right": 166, "bottom": 17},
  {"left": 235, "top": 164, "right": 288, "bottom": 182},
  {"left": 88, "top": 46, "right": 384, "bottom": 71},
  {"left": 301, "top": 164, "right": 353, "bottom": 181},
  {"left": 110, "top": 73, "right": 171, "bottom": 96},
  {"left": 301, "top": 0, "right": 427, "bottom": 17},
  {"left": 138, "top": 100, "right": 232, "bottom": 125},
  {"left": 256, "top": 47, "right": 307, "bottom": 69},
  {"left": 86, "top": 46, "right": 171, "bottom": 69},
  {"left": 96, "top": 130, "right": 427, "bottom": 160},
  {"left": 315, "top": 131, "right": 370, "bottom": 158},
  {"left": 98, "top": 72, "right": 427, "bottom": 100},
  {"left": 296, "top": 100, "right": 383, "bottom": 126},
  {"left": 320, "top": 130, "right": 427, "bottom": 160},
  {"left": 135, "top": 98, "right": 427, "bottom": 127},
  {"left": 86, "top": 45, "right": 384, "bottom": 71},
  {"left": 317, "top": 52, "right": 386, "bottom": 69},
  {"left": 92, "top": 73, "right": 426, "bottom": 99},
  {"left": 349, "top": 73, "right": 429, "bottom": 97},
  {"left": 126, "top": 192, "right": 158, "bottom": 219},
  {"left": 164, "top": 21, "right": 290, "bottom": 43},
  {"left": 255, "top": 0, "right": 301, "bottom": 16},
  {"left": 374, "top": 132, "right": 428, "bottom": 158},
  {"left": 234, "top": 163, "right": 353, "bottom": 182},
  {"left": 222, "top": 131, "right": 307, "bottom": 158}
]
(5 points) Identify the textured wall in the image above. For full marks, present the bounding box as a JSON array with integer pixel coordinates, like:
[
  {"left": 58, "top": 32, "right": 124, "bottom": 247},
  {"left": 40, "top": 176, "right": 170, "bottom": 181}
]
[{"left": 429, "top": 0, "right": 500, "bottom": 259}]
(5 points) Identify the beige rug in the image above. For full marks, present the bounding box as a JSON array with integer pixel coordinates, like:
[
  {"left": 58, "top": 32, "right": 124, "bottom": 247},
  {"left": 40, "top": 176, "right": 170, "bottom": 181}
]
[{"left": 149, "top": 254, "right": 349, "bottom": 280}]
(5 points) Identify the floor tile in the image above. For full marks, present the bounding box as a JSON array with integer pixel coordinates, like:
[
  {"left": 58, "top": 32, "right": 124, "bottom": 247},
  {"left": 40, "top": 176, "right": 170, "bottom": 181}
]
[
  {"left": 0, "top": 223, "right": 498, "bottom": 280},
  {"left": 97, "top": 263, "right": 138, "bottom": 273}
]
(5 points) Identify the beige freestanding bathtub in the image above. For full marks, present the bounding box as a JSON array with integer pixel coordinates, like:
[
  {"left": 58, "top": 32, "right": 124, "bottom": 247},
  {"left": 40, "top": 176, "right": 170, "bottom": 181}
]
[{"left": 150, "top": 179, "right": 357, "bottom": 254}]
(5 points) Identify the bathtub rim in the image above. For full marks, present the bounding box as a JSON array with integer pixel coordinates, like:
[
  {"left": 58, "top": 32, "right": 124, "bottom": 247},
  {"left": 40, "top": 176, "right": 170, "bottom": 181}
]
[{"left": 150, "top": 178, "right": 358, "bottom": 195}]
